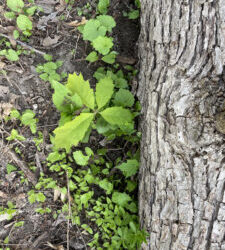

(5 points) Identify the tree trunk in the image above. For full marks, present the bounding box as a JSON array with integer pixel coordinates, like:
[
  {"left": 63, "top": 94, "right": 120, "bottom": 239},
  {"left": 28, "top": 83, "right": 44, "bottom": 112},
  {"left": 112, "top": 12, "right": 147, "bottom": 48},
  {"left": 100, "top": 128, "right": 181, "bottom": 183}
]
[{"left": 138, "top": 1, "right": 225, "bottom": 249}]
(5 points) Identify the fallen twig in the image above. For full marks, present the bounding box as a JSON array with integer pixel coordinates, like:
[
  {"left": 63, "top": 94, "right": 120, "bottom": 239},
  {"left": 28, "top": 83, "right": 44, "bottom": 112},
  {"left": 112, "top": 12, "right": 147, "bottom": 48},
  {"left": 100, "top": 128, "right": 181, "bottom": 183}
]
[
  {"left": 1, "top": 141, "right": 37, "bottom": 186},
  {"left": 0, "top": 33, "right": 46, "bottom": 56}
]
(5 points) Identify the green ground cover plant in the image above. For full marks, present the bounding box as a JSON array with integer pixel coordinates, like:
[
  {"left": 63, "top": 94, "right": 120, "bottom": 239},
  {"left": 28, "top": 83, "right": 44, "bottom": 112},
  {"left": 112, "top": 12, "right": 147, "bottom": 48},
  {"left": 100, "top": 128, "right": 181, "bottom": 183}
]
[{"left": 0, "top": 0, "right": 147, "bottom": 248}]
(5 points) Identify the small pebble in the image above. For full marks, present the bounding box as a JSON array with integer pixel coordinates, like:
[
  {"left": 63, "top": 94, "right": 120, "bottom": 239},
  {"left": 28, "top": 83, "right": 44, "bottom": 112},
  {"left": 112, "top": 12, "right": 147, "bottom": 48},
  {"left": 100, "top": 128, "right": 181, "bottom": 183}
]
[{"left": 33, "top": 104, "right": 38, "bottom": 110}]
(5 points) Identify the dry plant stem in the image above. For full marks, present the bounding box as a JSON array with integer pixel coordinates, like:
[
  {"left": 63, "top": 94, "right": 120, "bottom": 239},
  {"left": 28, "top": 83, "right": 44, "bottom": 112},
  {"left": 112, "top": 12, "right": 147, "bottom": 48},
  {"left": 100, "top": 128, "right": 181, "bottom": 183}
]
[
  {"left": 0, "top": 33, "right": 45, "bottom": 56},
  {"left": 66, "top": 171, "right": 71, "bottom": 250},
  {"left": 1, "top": 141, "right": 37, "bottom": 185}
]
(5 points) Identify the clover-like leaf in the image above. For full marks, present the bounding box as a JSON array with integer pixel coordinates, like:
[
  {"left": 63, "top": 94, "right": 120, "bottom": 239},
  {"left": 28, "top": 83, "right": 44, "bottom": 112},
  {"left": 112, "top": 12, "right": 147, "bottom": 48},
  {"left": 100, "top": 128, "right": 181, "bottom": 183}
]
[
  {"left": 86, "top": 51, "right": 98, "bottom": 62},
  {"left": 54, "top": 113, "right": 94, "bottom": 152},
  {"left": 66, "top": 73, "right": 95, "bottom": 110},
  {"left": 92, "top": 36, "right": 113, "bottom": 55},
  {"left": 100, "top": 107, "right": 133, "bottom": 126},
  {"left": 96, "top": 77, "right": 114, "bottom": 109}
]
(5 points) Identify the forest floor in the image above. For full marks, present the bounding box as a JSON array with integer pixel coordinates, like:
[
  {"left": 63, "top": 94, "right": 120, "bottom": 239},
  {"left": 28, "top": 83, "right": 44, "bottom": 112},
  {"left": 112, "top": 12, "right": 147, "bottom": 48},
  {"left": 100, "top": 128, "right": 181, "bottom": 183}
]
[{"left": 0, "top": 0, "right": 140, "bottom": 249}]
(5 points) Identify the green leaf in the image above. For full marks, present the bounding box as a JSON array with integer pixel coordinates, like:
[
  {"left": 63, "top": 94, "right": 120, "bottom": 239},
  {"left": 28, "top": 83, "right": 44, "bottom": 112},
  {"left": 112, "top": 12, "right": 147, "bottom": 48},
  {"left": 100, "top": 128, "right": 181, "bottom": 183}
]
[
  {"left": 6, "top": 164, "right": 17, "bottom": 174},
  {"left": 54, "top": 113, "right": 94, "bottom": 152},
  {"left": 25, "top": 6, "right": 37, "bottom": 16},
  {"left": 96, "top": 15, "right": 116, "bottom": 32},
  {"left": 73, "top": 150, "right": 90, "bottom": 166},
  {"left": 82, "top": 20, "right": 107, "bottom": 42},
  {"left": 128, "top": 10, "right": 140, "bottom": 19},
  {"left": 51, "top": 81, "right": 82, "bottom": 113},
  {"left": 5, "top": 49, "right": 19, "bottom": 61},
  {"left": 43, "top": 54, "right": 52, "bottom": 61},
  {"left": 112, "top": 192, "right": 132, "bottom": 207},
  {"left": 16, "top": 15, "right": 32, "bottom": 31},
  {"left": 98, "top": 179, "right": 113, "bottom": 194},
  {"left": 113, "top": 89, "right": 135, "bottom": 107},
  {"left": 43, "top": 62, "right": 57, "bottom": 72},
  {"left": 21, "top": 110, "right": 35, "bottom": 125},
  {"left": 102, "top": 51, "right": 117, "bottom": 64},
  {"left": 66, "top": 73, "right": 95, "bottom": 110},
  {"left": 7, "top": 0, "right": 24, "bottom": 12},
  {"left": 13, "top": 30, "right": 19, "bottom": 39},
  {"left": 97, "top": 0, "right": 109, "bottom": 14},
  {"left": 100, "top": 107, "right": 133, "bottom": 126},
  {"left": 92, "top": 36, "right": 113, "bottom": 55},
  {"left": 96, "top": 77, "right": 114, "bottom": 109},
  {"left": 86, "top": 51, "right": 98, "bottom": 62},
  {"left": 116, "top": 159, "right": 139, "bottom": 178},
  {"left": 4, "top": 11, "right": 16, "bottom": 19}
]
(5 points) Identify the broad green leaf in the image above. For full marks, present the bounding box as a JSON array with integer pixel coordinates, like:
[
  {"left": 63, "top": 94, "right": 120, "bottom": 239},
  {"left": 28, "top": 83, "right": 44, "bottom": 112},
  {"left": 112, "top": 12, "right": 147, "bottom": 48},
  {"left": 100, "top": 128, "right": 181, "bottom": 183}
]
[
  {"left": 102, "top": 51, "right": 117, "bottom": 64},
  {"left": 116, "top": 159, "right": 139, "bottom": 178},
  {"left": 21, "top": 110, "right": 35, "bottom": 125},
  {"left": 98, "top": 179, "right": 113, "bottom": 194},
  {"left": 4, "top": 11, "right": 16, "bottom": 19},
  {"left": 96, "top": 77, "right": 114, "bottom": 109},
  {"left": 100, "top": 107, "right": 133, "bottom": 126},
  {"left": 73, "top": 150, "right": 90, "bottom": 166},
  {"left": 97, "top": 0, "right": 109, "bottom": 14},
  {"left": 128, "top": 10, "right": 140, "bottom": 19},
  {"left": 7, "top": 0, "right": 24, "bottom": 12},
  {"left": 112, "top": 192, "right": 132, "bottom": 207},
  {"left": 113, "top": 89, "right": 135, "bottom": 107},
  {"left": 92, "top": 36, "right": 113, "bottom": 55},
  {"left": 86, "top": 51, "right": 98, "bottom": 62},
  {"left": 6, "top": 49, "right": 19, "bottom": 61},
  {"left": 16, "top": 15, "right": 32, "bottom": 31},
  {"left": 13, "top": 30, "right": 19, "bottom": 39},
  {"left": 82, "top": 20, "right": 107, "bottom": 41},
  {"left": 26, "top": 6, "right": 37, "bottom": 16},
  {"left": 66, "top": 73, "right": 95, "bottom": 110},
  {"left": 54, "top": 113, "right": 94, "bottom": 152},
  {"left": 96, "top": 15, "right": 116, "bottom": 32}
]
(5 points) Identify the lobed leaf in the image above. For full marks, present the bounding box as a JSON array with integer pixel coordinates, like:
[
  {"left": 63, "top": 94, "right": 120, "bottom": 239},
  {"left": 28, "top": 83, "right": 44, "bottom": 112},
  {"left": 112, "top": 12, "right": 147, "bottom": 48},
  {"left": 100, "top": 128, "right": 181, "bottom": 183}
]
[
  {"left": 92, "top": 36, "right": 113, "bottom": 55},
  {"left": 66, "top": 73, "right": 95, "bottom": 110},
  {"left": 54, "top": 113, "right": 94, "bottom": 152}
]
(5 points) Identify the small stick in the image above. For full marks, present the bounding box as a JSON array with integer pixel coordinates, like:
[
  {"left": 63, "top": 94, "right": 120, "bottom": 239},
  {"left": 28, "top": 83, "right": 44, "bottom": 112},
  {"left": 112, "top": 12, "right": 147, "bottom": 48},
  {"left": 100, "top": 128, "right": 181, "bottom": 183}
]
[
  {"left": 1, "top": 141, "right": 37, "bottom": 186},
  {"left": 0, "top": 33, "right": 46, "bottom": 56}
]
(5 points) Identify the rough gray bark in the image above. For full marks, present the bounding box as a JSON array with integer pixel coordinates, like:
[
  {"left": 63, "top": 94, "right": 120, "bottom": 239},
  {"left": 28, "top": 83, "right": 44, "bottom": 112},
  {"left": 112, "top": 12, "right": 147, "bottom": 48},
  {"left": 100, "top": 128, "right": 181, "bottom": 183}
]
[{"left": 138, "top": 0, "right": 225, "bottom": 249}]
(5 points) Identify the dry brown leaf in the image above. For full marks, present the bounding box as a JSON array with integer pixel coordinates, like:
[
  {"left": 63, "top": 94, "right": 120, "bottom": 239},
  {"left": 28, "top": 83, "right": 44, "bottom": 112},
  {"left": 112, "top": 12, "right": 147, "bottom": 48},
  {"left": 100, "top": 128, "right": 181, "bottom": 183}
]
[
  {"left": 0, "top": 61, "right": 6, "bottom": 69},
  {"left": 53, "top": 188, "right": 61, "bottom": 202},
  {"left": 0, "top": 191, "right": 8, "bottom": 199},
  {"left": 67, "top": 17, "right": 87, "bottom": 27},
  {"left": 42, "top": 35, "right": 60, "bottom": 47},
  {"left": 0, "top": 103, "right": 13, "bottom": 118}
]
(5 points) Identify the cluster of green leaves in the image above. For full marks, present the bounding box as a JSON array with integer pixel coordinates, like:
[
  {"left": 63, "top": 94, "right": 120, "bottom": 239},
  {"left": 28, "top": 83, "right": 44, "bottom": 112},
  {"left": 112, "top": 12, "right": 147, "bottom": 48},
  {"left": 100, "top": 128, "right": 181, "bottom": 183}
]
[
  {"left": 78, "top": 14, "right": 116, "bottom": 64},
  {"left": 0, "top": 38, "right": 27, "bottom": 62},
  {"left": 123, "top": 0, "right": 141, "bottom": 20},
  {"left": 6, "top": 109, "right": 38, "bottom": 134},
  {"left": 4, "top": 0, "right": 40, "bottom": 37},
  {"left": 35, "top": 143, "right": 147, "bottom": 249},
  {"left": 0, "top": 201, "right": 17, "bottom": 220},
  {"left": 51, "top": 72, "right": 137, "bottom": 153},
  {"left": 36, "top": 55, "right": 66, "bottom": 84}
]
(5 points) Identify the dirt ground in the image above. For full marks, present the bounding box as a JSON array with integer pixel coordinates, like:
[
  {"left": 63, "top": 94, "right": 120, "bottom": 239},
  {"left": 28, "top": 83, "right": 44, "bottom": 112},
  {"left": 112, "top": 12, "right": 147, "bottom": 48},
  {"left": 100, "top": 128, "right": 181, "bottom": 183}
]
[{"left": 0, "top": 0, "right": 140, "bottom": 249}]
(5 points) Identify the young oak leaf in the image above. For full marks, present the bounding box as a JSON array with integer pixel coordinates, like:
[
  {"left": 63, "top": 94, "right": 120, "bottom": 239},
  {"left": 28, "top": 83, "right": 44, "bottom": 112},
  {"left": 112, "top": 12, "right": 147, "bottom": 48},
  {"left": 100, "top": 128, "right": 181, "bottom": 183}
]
[
  {"left": 66, "top": 73, "right": 95, "bottom": 110},
  {"left": 100, "top": 107, "right": 133, "bottom": 126},
  {"left": 95, "top": 77, "right": 114, "bottom": 110},
  {"left": 54, "top": 113, "right": 94, "bottom": 153}
]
